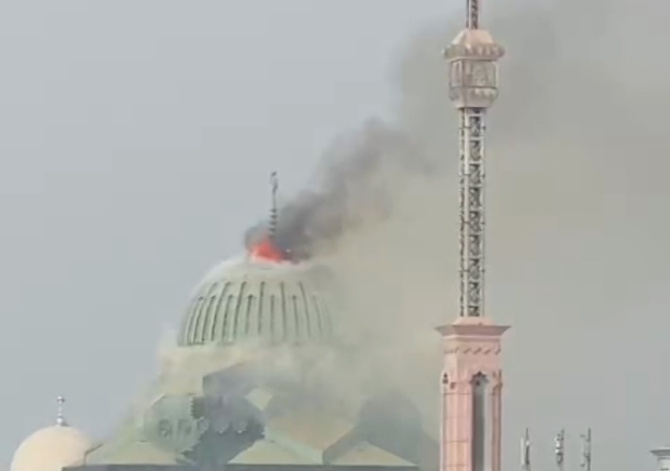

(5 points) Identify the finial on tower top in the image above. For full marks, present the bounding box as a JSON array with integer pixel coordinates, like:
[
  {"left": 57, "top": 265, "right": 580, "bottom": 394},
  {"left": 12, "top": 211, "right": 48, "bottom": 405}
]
[
  {"left": 467, "top": 0, "right": 480, "bottom": 28},
  {"left": 56, "top": 396, "right": 67, "bottom": 427},
  {"left": 269, "top": 171, "right": 279, "bottom": 239}
]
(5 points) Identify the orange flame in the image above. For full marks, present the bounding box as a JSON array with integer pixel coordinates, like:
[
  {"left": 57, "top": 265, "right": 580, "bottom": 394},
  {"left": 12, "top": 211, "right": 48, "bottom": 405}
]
[{"left": 249, "top": 236, "right": 285, "bottom": 262}]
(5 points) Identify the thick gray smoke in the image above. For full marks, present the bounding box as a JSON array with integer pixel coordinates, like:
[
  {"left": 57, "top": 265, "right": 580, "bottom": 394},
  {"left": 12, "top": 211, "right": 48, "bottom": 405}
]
[
  {"left": 251, "top": 1, "right": 670, "bottom": 471},
  {"left": 248, "top": 0, "right": 670, "bottom": 470},
  {"left": 244, "top": 120, "right": 431, "bottom": 260}
]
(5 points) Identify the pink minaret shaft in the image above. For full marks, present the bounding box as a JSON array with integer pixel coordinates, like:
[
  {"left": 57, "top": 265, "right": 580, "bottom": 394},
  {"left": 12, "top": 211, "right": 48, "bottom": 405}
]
[{"left": 439, "top": 2, "right": 508, "bottom": 471}]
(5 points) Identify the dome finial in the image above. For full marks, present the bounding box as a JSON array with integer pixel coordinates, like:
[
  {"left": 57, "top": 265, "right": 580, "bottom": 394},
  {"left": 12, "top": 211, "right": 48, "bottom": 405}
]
[
  {"left": 269, "top": 171, "right": 279, "bottom": 239},
  {"left": 56, "top": 396, "right": 67, "bottom": 427},
  {"left": 247, "top": 172, "right": 285, "bottom": 263}
]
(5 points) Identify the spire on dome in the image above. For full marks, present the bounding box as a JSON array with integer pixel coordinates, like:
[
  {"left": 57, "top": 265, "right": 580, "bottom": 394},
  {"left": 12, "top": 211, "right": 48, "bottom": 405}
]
[
  {"left": 269, "top": 171, "right": 279, "bottom": 239},
  {"left": 56, "top": 396, "right": 67, "bottom": 427},
  {"left": 247, "top": 172, "right": 286, "bottom": 263}
]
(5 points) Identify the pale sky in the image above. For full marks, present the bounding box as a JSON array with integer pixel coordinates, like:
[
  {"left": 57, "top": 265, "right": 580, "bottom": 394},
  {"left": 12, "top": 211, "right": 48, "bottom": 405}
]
[{"left": 0, "top": 0, "right": 455, "bottom": 465}]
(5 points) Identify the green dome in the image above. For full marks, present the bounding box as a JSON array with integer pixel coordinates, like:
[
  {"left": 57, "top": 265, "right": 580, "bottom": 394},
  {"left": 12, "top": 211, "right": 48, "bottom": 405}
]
[{"left": 178, "top": 256, "right": 335, "bottom": 347}]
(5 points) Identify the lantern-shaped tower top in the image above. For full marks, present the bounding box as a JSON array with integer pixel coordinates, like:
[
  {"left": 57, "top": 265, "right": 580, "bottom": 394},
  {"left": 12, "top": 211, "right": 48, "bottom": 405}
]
[{"left": 444, "top": 26, "right": 504, "bottom": 109}]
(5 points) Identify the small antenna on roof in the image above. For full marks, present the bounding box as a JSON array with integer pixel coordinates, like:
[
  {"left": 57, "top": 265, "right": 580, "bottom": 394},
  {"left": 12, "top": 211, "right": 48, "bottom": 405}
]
[
  {"left": 56, "top": 395, "right": 67, "bottom": 426},
  {"left": 581, "top": 428, "right": 592, "bottom": 471},
  {"left": 521, "top": 428, "right": 531, "bottom": 471},
  {"left": 555, "top": 429, "right": 565, "bottom": 471},
  {"left": 269, "top": 171, "right": 279, "bottom": 239}
]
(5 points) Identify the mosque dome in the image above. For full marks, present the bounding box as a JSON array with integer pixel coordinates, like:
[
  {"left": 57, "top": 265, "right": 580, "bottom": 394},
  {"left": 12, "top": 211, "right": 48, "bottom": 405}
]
[
  {"left": 178, "top": 255, "right": 335, "bottom": 347},
  {"left": 11, "top": 425, "right": 91, "bottom": 471}
]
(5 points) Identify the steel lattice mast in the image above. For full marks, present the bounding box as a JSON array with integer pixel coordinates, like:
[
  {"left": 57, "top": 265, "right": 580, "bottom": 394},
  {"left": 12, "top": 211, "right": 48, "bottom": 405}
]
[{"left": 445, "top": 0, "right": 504, "bottom": 317}]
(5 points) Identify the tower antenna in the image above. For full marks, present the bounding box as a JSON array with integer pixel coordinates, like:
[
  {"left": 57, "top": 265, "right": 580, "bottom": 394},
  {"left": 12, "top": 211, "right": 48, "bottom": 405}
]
[
  {"left": 269, "top": 171, "right": 278, "bottom": 239},
  {"left": 56, "top": 395, "right": 67, "bottom": 426},
  {"left": 520, "top": 428, "right": 531, "bottom": 471},
  {"left": 555, "top": 429, "right": 565, "bottom": 471},
  {"left": 581, "top": 428, "right": 592, "bottom": 471}
]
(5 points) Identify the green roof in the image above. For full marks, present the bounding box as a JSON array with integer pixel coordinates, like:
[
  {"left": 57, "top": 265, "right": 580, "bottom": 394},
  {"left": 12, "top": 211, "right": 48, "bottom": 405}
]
[
  {"left": 88, "top": 441, "right": 180, "bottom": 465},
  {"left": 179, "top": 258, "right": 335, "bottom": 347},
  {"left": 332, "top": 442, "right": 415, "bottom": 467},
  {"left": 229, "top": 440, "right": 311, "bottom": 465},
  {"left": 84, "top": 425, "right": 182, "bottom": 465},
  {"left": 266, "top": 409, "right": 355, "bottom": 456},
  {"left": 229, "top": 436, "right": 414, "bottom": 467}
]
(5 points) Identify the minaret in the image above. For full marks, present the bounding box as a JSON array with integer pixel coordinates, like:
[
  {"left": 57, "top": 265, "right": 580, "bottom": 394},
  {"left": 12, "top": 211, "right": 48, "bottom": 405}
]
[{"left": 437, "top": 2, "right": 508, "bottom": 471}]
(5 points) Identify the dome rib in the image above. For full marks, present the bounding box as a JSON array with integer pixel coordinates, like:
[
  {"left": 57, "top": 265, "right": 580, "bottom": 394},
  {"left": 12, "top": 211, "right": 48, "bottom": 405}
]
[{"left": 178, "top": 258, "right": 335, "bottom": 347}]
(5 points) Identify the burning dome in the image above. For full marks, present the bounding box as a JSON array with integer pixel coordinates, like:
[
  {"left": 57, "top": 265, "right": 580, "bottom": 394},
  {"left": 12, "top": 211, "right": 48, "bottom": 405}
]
[
  {"left": 178, "top": 255, "right": 335, "bottom": 347},
  {"left": 80, "top": 173, "right": 436, "bottom": 471},
  {"left": 78, "top": 221, "right": 437, "bottom": 471}
]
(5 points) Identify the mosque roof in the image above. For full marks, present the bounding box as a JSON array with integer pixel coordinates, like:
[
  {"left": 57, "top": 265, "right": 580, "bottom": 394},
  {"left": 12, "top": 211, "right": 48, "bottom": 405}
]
[
  {"left": 83, "top": 357, "right": 433, "bottom": 470},
  {"left": 85, "top": 401, "right": 422, "bottom": 469},
  {"left": 331, "top": 443, "right": 415, "bottom": 467},
  {"left": 229, "top": 440, "right": 311, "bottom": 465},
  {"left": 83, "top": 420, "right": 183, "bottom": 466},
  {"left": 178, "top": 256, "right": 335, "bottom": 347},
  {"left": 78, "top": 251, "right": 435, "bottom": 471},
  {"left": 86, "top": 439, "right": 180, "bottom": 465},
  {"left": 230, "top": 440, "right": 413, "bottom": 467},
  {"left": 264, "top": 408, "right": 355, "bottom": 461}
]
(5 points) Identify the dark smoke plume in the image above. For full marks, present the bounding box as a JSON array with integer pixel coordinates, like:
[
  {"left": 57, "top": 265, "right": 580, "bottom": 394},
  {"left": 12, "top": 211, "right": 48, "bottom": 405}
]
[
  {"left": 244, "top": 119, "right": 432, "bottom": 261},
  {"left": 251, "top": 1, "right": 670, "bottom": 470}
]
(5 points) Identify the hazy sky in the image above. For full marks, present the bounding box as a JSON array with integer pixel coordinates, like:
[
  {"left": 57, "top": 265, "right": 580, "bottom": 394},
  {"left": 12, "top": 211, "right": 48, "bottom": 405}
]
[
  {"left": 0, "top": 0, "right": 455, "bottom": 465},
  {"left": 3, "top": 2, "right": 669, "bottom": 471}
]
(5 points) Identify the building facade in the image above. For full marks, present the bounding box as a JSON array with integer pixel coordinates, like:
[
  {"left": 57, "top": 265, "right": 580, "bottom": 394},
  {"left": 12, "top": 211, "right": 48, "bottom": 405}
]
[{"left": 53, "top": 255, "right": 439, "bottom": 471}]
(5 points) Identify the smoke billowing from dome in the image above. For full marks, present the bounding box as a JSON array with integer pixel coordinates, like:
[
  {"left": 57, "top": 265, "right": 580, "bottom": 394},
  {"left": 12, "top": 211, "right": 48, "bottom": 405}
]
[
  {"left": 241, "top": 0, "right": 670, "bottom": 469},
  {"left": 244, "top": 120, "right": 432, "bottom": 261},
  {"left": 252, "top": 0, "right": 670, "bottom": 469}
]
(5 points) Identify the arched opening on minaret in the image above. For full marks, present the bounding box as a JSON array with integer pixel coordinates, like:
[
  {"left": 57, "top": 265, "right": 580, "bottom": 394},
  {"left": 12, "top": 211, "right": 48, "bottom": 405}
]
[
  {"left": 471, "top": 372, "right": 488, "bottom": 471},
  {"left": 440, "top": 372, "right": 449, "bottom": 471}
]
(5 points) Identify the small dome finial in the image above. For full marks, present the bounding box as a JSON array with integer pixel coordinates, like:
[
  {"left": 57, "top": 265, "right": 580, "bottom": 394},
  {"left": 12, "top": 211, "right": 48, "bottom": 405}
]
[
  {"left": 56, "top": 396, "right": 67, "bottom": 427},
  {"left": 269, "top": 171, "right": 279, "bottom": 239}
]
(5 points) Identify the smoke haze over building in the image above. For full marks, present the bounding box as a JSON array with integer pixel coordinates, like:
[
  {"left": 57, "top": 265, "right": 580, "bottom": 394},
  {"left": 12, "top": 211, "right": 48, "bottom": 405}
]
[
  {"left": 253, "top": 1, "right": 670, "bottom": 470},
  {"left": 244, "top": 120, "right": 429, "bottom": 261}
]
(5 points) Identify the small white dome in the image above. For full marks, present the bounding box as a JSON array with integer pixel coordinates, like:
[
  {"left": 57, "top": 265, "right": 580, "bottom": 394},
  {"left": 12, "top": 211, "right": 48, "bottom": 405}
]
[{"left": 11, "top": 425, "right": 92, "bottom": 471}]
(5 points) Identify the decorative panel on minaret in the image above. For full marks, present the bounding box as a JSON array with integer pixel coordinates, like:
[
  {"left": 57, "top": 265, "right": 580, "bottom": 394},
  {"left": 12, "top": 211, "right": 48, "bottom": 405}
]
[{"left": 437, "top": 318, "right": 508, "bottom": 471}]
